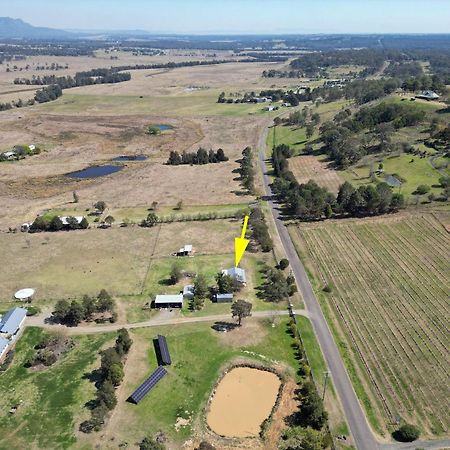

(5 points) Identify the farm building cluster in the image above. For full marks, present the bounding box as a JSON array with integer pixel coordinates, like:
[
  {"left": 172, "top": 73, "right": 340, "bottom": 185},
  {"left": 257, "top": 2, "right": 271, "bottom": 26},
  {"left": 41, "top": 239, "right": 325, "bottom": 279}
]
[
  {"left": 154, "top": 248, "right": 246, "bottom": 309},
  {"left": 0, "top": 144, "right": 40, "bottom": 161}
]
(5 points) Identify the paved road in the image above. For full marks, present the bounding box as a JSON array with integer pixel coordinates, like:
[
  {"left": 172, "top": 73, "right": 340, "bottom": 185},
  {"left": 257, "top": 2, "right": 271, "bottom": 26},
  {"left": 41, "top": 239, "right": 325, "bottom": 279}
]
[
  {"left": 26, "top": 308, "right": 308, "bottom": 335},
  {"left": 258, "top": 127, "right": 450, "bottom": 450},
  {"left": 258, "top": 127, "right": 378, "bottom": 450}
]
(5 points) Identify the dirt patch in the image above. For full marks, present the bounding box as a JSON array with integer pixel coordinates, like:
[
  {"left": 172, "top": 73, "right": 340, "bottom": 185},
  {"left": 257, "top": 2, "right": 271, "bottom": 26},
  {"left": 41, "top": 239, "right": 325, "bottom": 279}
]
[
  {"left": 289, "top": 155, "right": 343, "bottom": 193},
  {"left": 217, "top": 319, "right": 267, "bottom": 347},
  {"left": 26, "top": 334, "right": 74, "bottom": 371},
  {"left": 207, "top": 367, "right": 281, "bottom": 438}
]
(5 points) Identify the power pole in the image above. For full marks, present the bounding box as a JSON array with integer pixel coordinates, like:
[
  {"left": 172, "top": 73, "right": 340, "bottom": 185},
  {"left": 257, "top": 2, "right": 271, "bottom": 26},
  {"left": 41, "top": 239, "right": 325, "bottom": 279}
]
[{"left": 322, "top": 371, "right": 330, "bottom": 402}]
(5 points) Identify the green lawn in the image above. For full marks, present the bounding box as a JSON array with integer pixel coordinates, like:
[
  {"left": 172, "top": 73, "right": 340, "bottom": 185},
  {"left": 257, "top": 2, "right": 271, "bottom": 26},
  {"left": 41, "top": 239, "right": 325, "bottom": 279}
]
[
  {"left": 342, "top": 153, "right": 446, "bottom": 198},
  {"left": 119, "top": 318, "right": 299, "bottom": 443},
  {"left": 0, "top": 328, "right": 113, "bottom": 450}
]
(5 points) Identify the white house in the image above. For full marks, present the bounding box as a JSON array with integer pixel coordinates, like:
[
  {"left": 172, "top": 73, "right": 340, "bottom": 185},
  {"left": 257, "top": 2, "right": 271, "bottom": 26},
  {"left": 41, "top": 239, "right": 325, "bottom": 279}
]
[
  {"left": 59, "top": 216, "right": 84, "bottom": 226},
  {"left": 176, "top": 244, "right": 194, "bottom": 257}
]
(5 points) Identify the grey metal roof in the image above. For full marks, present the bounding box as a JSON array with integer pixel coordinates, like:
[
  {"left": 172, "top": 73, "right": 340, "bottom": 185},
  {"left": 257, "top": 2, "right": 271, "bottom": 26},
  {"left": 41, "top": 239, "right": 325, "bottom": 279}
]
[
  {"left": 155, "top": 294, "right": 183, "bottom": 304},
  {"left": 216, "top": 293, "right": 234, "bottom": 299},
  {"left": 224, "top": 267, "right": 246, "bottom": 283},
  {"left": 0, "top": 307, "right": 27, "bottom": 334},
  {"left": 0, "top": 337, "right": 9, "bottom": 355}
]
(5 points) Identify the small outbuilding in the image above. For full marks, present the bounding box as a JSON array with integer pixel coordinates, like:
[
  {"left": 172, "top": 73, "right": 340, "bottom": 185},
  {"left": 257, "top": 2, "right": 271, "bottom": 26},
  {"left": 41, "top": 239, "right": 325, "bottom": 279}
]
[
  {"left": 154, "top": 294, "right": 183, "bottom": 309},
  {"left": 222, "top": 267, "right": 247, "bottom": 285},
  {"left": 2, "top": 151, "right": 17, "bottom": 161},
  {"left": 214, "top": 293, "right": 234, "bottom": 303},
  {"left": 416, "top": 90, "right": 440, "bottom": 101},
  {"left": 176, "top": 244, "right": 194, "bottom": 257},
  {"left": 59, "top": 216, "right": 84, "bottom": 226},
  {"left": 0, "top": 307, "right": 27, "bottom": 336},
  {"left": 182, "top": 285, "right": 195, "bottom": 299}
]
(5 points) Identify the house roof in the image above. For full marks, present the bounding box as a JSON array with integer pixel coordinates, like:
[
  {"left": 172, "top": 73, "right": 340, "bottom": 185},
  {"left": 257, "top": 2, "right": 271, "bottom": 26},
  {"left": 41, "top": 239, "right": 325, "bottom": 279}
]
[
  {"left": 0, "top": 337, "right": 9, "bottom": 355},
  {"left": 224, "top": 267, "right": 246, "bottom": 283},
  {"left": 3, "top": 151, "right": 16, "bottom": 157},
  {"left": 155, "top": 294, "right": 183, "bottom": 304},
  {"left": 59, "top": 216, "right": 84, "bottom": 225},
  {"left": 216, "top": 293, "right": 234, "bottom": 299},
  {"left": 0, "top": 307, "right": 27, "bottom": 334},
  {"left": 178, "top": 244, "right": 193, "bottom": 253}
]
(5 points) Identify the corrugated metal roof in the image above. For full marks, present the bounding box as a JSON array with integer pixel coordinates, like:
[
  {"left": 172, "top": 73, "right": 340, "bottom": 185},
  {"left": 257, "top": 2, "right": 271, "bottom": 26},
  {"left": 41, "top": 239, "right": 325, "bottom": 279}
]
[
  {"left": 0, "top": 337, "right": 9, "bottom": 355},
  {"left": 216, "top": 293, "right": 234, "bottom": 299},
  {"left": 0, "top": 307, "right": 27, "bottom": 334},
  {"left": 155, "top": 294, "right": 183, "bottom": 304},
  {"left": 224, "top": 267, "right": 246, "bottom": 283}
]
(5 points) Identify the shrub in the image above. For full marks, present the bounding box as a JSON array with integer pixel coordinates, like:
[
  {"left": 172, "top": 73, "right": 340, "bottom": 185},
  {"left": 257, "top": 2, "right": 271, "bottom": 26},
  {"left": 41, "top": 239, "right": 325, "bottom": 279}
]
[
  {"left": 278, "top": 258, "right": 290, "bottom": 270},
  {"left": 415, "top": 184, "right": 430, "bottom": 195},
  {"left": 393, "top": 423, "right": 420, "bottom": 442},
  {"left": 323, "top": 284, "right": 332, "bottom": 293}
]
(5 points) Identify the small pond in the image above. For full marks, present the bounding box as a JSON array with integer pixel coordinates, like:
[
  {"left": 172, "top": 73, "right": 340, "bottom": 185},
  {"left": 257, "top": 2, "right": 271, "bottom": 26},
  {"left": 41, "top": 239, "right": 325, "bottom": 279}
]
[
  {"left": 154, "top": 124, "right": 173, "bottom": 131},
  {"left": 111, "top": 155, "right": 147, "bottom": 162},
  {"left": 66, "top": 165, "right": 123, "bottom": 179},
  {"left": 207, "top": 367, "right": 281, "bottom": 438}
]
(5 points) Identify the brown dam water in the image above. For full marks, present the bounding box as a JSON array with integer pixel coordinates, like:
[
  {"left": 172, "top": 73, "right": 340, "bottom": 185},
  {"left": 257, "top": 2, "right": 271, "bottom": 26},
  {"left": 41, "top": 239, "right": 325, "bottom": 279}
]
[{"left": 206, "top": 367, "right": 281, "bottom": 438}]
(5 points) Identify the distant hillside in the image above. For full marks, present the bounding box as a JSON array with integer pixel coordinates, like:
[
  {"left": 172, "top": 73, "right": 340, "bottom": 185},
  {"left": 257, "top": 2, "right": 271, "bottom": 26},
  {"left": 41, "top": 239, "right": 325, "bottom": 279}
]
[{"left": 0, "top": 17, "right": 73, "bottom": 39}]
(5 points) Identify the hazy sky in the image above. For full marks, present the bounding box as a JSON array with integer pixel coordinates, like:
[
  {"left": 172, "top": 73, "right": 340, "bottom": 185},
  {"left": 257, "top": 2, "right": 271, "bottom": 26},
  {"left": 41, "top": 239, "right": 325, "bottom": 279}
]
[{"left": 3, "top": 0, "right": 450, "bottom": 34}]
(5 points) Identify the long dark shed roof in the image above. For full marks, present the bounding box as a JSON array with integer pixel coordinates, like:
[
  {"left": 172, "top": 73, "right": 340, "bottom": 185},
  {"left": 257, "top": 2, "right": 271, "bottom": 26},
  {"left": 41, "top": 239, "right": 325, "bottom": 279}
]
[
  {"left": 157, "top": 334, "right": 171, "bottom": 365},
  {"left": 128, "top": 366, "right": 167, "bottom": 404}
]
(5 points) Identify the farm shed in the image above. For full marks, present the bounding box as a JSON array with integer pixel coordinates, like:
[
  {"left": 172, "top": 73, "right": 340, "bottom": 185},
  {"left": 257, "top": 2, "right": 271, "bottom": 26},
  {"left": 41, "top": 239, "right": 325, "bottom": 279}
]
[
  {"left": 176, "top": 244, "right": 194, "bottom": 256},
  {"left": 214, "top": 293, "right": 234, "bottom": 303},
  {"left": 0, "top": 307, "right": 27, "bottom": 336},
  {"left": 59, "top": 216, "right": 84, "bottom": 226},
  {"left": 154, "top": 294, "right": 184, "bottom": 308},
  {"left": 156, "top": 335, "right": 171, "bottom": 365},
  {"left": 222, "top": 267, "right": 246, "bottom": 285},
  {"left": 128, "top": 366, "right": 167, "bottom": 404},
  {"left": 2, "top": 151, "right": 16, "bottom": 161}
]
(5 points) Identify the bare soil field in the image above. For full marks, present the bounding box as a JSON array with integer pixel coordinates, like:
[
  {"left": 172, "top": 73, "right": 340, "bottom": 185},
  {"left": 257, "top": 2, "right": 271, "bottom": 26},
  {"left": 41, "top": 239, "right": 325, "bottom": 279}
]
[
  {"left": 291, "top": 212, "right": 450, "bottom": 437},
  {"left": 289, "top": 155, "right": 344, "bottom": 193}
]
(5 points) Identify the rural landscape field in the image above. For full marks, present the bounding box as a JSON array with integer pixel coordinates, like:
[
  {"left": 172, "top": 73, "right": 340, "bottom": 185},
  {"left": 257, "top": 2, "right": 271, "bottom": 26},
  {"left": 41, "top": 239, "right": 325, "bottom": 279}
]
[{"left": 0, "top": 3, "right": 449, "bottom": 450}]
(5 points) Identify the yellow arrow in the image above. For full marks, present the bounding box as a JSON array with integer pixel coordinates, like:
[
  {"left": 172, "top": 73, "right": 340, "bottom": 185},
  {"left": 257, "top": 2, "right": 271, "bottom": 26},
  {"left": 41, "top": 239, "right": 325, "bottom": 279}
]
[{"left": 235, "top": 215, "right": 250, "bottom": 267}]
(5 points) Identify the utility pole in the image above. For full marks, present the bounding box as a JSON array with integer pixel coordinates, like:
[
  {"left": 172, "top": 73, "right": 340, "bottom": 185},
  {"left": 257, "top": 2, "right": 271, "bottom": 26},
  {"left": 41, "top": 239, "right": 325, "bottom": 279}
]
[{"left": 322, "top": 371, "right": 330, "bottom": 402}]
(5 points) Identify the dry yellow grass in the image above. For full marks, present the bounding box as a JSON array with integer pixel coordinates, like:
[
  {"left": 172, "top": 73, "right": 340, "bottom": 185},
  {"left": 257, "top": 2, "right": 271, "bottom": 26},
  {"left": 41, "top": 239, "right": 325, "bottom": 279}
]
[{"left": 289, "top": 155, "right": 344, "bottom": 193}]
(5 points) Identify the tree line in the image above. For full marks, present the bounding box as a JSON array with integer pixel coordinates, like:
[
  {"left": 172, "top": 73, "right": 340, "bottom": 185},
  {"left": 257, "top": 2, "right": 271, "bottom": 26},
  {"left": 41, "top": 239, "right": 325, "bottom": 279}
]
[
  {"left": 52, "top": 289, "right": 116, "bottom": 326},
  {"left": 167, "top": 148, "right": 228, "bottom": 165},
  {"left": 34, "top": 84, "right": 63, "bottom": 103},
  {"left": 239, "top": 146, "right": 256, "bottom": 194},
  {"left": 249, "top": 207, "right": 273, "bottom": 252},
  {"left": 15, "top": 68, "right": 131, "bottom": 88},
  {"left": 80, "top": 329, "right": 132, "bottom": 433},
  {"left": 271, "top": 143, "right": 404, "bottom": 220}
]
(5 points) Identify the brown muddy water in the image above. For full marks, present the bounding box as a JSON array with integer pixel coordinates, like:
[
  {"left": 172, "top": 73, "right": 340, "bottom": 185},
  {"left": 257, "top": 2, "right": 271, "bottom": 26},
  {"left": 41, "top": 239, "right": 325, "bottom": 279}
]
[{"left": 207, "top": 367, "right": 281, "bottom": 438}]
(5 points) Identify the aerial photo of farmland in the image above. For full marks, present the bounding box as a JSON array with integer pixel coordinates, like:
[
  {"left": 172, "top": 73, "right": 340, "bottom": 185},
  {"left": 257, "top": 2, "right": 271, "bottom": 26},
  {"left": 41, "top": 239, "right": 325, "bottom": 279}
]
[{"left": 0, "top": 1, "right": 449, "bottom": 450}]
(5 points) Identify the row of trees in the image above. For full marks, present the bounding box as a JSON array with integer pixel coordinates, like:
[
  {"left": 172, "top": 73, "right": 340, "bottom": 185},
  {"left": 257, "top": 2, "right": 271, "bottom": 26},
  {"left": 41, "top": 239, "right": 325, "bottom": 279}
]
[
  {"left": 29, "top": 215, "right": 89, "bottom": 232},
  {"left": 280, "top": 317, "right": 331, "bottom": 449},
  {"left": 80, "top": 329, "right": 132, "bottom": 433},
  {"left": 249, "top": 207, "right": 273, "bottom": 252},
  {"left": 52, "top": 290, "right": 116, "bottom": 326},
  {"left": 15, "top": 68, "right": 131, "bottom": 88},
  {"left": 166, "top": 148, "right": 228, "bottom": 165},
  {"left": 239, "top": 146, "right": 255, "bottom": 194},
  {"left": 34, "top": 84, "right": 62, "bottom": 103}
]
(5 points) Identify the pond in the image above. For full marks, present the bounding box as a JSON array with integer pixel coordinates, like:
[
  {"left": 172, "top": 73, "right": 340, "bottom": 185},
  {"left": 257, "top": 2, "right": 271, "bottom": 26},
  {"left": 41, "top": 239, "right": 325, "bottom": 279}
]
[
  {"left": 66, "top": 165, "right": 123, "bottom": 179},
  {"left": 207, "top": 367, "right": 281, "bottom": 438},
  {"left": 111, "top": 155, "right": 147, "bottom": 161},
  {"left": 154, "top": 124, "right": 173, "bottom": 131}
]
